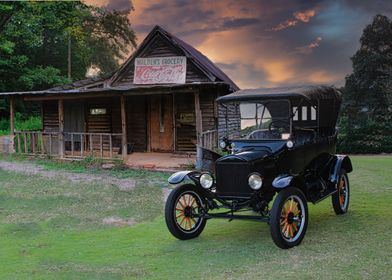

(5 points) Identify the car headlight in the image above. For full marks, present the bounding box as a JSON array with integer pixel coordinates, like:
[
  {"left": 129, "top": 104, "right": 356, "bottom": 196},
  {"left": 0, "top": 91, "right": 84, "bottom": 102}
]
[
  {"left": 248, "top": 173, "right": 263, "bottom": 190},
  {"left": 219, "top": 140, "right": 227, "bottom": 149},
  {"left": 200, "top": 173, "right": 214, "bottom": 189}
]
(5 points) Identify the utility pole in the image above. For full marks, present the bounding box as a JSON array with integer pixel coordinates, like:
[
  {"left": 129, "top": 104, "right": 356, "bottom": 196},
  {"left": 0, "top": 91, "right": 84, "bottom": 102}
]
[{"left": 67, "top": 35, "right": 71, "bottom": 80}]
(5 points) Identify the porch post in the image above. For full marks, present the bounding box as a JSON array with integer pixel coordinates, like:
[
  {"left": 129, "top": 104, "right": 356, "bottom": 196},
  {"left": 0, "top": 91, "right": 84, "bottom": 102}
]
[
  {"left": 9, "top": 97, "right": 15, "bottom": 153},
  {"left": 120, "top": 95, "right": 127, "bottom": 159},
  {"left": 9, "top": 97, "right": 15, "bottom": 135},
  {"left": 58, "top": 99, "right": 64, "bottom": 157},
  {"left": 194, "top": 91, "right": 202, "bottom": 145}
]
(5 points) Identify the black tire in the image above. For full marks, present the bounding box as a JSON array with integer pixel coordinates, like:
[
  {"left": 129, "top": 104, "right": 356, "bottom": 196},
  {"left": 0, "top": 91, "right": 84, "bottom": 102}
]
[
  {"left": 332, "top": 169, "right": 350, "bottom": 215},
  {"left": 165, "top": 184, "right": 207, "bottom": 240},
  {"left": 270, "top": 187, "right": 308, "bottom": 249}
]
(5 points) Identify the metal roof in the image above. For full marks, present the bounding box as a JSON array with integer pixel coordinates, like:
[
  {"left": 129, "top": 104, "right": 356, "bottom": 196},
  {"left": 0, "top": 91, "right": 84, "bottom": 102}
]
[{"left": 217, "top": 85, "right": 342, "bottom": 102}]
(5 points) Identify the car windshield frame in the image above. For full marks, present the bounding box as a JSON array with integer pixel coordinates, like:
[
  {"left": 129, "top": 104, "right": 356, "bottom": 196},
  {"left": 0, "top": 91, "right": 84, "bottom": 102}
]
[{"left": 224, "top": 99, "right": 292, "bottom": 141}]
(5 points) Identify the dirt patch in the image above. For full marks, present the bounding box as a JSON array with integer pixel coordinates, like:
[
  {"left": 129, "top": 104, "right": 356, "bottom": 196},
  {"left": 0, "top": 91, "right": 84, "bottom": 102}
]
[
  {"left": 102, "top": 216, "right": 136, "bottom": 227},
  {"left": 0, "top": 161, "right": 136, "bottom": 191}
]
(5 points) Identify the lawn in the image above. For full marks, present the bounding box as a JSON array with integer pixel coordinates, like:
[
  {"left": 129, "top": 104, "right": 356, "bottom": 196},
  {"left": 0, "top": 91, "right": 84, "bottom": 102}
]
[{"left": 0, "top": 156, "right": 391, "bottom": 279}]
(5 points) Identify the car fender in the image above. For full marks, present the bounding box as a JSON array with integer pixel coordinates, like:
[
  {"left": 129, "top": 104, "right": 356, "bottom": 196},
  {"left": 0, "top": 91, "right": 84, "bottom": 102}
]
[
  {"left": 329, "top": 155, "right": 353, "bottom": 183},
  {"left": 272, "top": 174, "right": 295, "bottom": 189},
  {"left": 167, "top": 170, "right": 201, "bottom": 185}
]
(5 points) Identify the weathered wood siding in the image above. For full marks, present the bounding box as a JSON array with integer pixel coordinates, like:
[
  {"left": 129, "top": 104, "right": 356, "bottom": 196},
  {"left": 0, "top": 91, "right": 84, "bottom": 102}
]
[
  {"left": 218, "top": 102, "right": 241, "bottom": 140},
  {"left": 42, "top": 101, "right": 59, "bottom": 132},
  {"left": 127, "top": 96, "right": 147, "bottom": 152},
  {"left": 112, "top": 34, "right": 209, "bottom": 87},
  {"left": 200, "top": 91, "right": 218, "bottom": 132}
]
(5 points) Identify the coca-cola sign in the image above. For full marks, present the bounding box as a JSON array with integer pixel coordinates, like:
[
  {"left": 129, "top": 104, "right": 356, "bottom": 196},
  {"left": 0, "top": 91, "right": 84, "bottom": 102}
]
[{"left": 134, "top": 56, "right": 186, "bottom": 84}]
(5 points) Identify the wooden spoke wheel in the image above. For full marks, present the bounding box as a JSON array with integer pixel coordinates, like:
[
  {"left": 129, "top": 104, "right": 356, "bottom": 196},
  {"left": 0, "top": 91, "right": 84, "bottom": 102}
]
[
  {"left": 165, "top": 184, "right": 207, "bottom": 240},
  {"left": 332, "top": 169, "right": 350, "bottom": 214},
  {"left": 270, "top": 187, "right": 308, "bottom": 249}
]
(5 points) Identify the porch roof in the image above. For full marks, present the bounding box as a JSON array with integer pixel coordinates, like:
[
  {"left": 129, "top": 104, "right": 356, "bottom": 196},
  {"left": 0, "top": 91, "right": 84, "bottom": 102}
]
[{"left": 0, "top": 82, "right": 230, "bottom": 99}]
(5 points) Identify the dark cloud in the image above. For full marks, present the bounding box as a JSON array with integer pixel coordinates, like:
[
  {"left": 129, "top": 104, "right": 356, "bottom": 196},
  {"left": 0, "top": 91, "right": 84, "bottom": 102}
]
[
  {"left": 104, "top": 0, "right": 133, "bottom": 12},
  {"left": 89, "top": 0, "right": 392, "bottom": 87},
  {"left": 223, "top": 18, "right": 260, "bottom": 29}
]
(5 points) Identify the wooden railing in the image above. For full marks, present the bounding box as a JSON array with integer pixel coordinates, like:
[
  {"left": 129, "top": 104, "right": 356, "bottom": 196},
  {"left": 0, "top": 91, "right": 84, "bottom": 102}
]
[
  {"left": 200, "top": 129, "right": 218, "bottom": 150},
  {"left": 13, "top": 131, "right": 123, "bottom": 159},
  {"left": 64, "top": 132, "right": 122, "bottom": 159},
  {"left": 14, "top": 131, "right": 59, "bottom": 155}
]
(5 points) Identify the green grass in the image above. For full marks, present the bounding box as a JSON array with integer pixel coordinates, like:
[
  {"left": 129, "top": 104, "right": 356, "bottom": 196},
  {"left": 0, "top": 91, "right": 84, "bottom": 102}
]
[{"left": 0, "top": 156, "right": 391, "bottom": 279}]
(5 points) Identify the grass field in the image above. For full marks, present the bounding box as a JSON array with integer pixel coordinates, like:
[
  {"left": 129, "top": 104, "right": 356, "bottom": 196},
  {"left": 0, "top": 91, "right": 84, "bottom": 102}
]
[{"left": 0, "top": 156, "right": 391, "bottom": 279}]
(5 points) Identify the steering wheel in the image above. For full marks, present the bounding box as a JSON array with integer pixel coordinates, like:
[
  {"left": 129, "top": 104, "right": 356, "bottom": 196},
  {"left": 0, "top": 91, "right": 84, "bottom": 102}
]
[
  {"left": 268, "top": 120, "right": 290, "bottom": 133},
  {"left": 247, "top": 129, "right": 266, "bottom": 140}
]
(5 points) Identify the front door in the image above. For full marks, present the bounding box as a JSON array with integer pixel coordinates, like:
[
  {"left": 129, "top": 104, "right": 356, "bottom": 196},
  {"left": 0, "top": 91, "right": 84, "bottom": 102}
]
[{"left": 149, "top": 95, "right": 173, "bottom": 152}]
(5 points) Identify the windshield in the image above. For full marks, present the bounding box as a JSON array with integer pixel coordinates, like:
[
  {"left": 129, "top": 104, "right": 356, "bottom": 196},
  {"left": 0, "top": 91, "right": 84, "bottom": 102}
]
[{"left": 229, "top": 100, "right": 291, "bottom": 140}]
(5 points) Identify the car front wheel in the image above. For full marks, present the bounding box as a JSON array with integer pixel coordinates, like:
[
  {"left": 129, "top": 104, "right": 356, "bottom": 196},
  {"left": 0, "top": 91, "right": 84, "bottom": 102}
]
[
  {"left": 270, "top": 187, "right": 308, "bottom": 249},
  {"left": 165, "top": 184, "right": 207, "bottom": 240}
]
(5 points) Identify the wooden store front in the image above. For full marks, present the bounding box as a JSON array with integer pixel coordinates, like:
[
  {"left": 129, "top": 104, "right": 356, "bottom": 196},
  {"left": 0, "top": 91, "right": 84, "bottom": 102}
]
[{"left": 0, "top": 26, "right": 239, "bottom": 163}]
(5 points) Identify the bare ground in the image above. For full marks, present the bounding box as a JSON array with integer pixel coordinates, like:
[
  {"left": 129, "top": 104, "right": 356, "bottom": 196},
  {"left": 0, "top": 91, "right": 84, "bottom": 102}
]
[{"left": 0, "top": 160, "right": 136, "bottom": 191}]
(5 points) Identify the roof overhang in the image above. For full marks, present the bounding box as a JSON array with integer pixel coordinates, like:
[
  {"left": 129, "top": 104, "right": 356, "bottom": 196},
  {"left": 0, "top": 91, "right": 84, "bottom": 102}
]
[
  {"left": 217, "top": 85, "right": 341, "bottom": 103},
  {"left": 0, "top": 82, "right": 231, "bottom": 101}
]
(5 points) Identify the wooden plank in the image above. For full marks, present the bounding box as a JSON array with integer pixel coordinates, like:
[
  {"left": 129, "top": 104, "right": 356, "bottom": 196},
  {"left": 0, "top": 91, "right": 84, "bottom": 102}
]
[
  {"left": 58, "top": 99, "right": 64, "bottom": 157},
  {"left": 17, "top": 133, "right": 21, "bottom": 153},
  {"left": 120, "top": 95, "right": 127, "bottom": 159},
  {"left": 49, "top": 134, "right": 52, "bottom": 155},
  {"left": 109, "top": 134, "right": 113, "bottom": 158},
  {"left": 9, "top": 97, "right": 15, "bottom": 135},
  {"left": 24, "top": 132, "right": 27, "bottom": 153},
  {"left": 89, "top": 134, "right": 93, "bottom": 154},
  {"left": 40, "top": 133, "right": 44, "bottom": 154},
  {"left": 194, "top": 92, "right": 202, "bottom": 145},
  {"left": 71, "top": 133, "right": 74, "bottom": 156},
  {"left": 31, "top": 132, "right": 36, "bottom": 154},
  {"left": 100, "top": 134, "right": 103, "bottom": 158}
]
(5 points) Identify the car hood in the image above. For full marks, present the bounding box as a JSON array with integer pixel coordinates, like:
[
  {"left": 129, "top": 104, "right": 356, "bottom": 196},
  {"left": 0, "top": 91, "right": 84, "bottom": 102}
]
[{"left": 217, "top": 148, "right": 272, "bottom": 163}]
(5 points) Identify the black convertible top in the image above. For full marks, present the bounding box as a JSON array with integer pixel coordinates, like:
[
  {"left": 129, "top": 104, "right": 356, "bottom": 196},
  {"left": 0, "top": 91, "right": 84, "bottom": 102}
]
[{"left": 217, "top": 85, "right": 342, "bottom": 103}]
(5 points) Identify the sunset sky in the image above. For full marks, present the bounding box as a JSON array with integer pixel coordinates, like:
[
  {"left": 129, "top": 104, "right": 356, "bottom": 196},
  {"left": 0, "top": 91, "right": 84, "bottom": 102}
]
[{"left": 85, "top": 0, "right": 392, "bottom": 89}]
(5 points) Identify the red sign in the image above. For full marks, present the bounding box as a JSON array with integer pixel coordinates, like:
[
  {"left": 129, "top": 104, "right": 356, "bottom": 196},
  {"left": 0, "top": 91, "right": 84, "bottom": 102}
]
[{"left": 134, "top": 56, "right": 186, "bottom": 84}]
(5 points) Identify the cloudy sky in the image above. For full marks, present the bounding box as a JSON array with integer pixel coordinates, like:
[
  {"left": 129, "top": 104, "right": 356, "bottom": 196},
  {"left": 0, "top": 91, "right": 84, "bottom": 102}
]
[{"left": 85, "top": 0, "right": 392, "bottom": 89}]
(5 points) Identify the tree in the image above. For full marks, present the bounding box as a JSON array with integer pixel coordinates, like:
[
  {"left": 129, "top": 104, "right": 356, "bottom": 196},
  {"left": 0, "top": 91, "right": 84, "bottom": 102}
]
[
  {"left": 0, "top": 1, "right": 137, "bottom": 92},
  {"left": 0, "top": 1, "right": 137, "bottom": 121},
  {"left": 339, "top": 14, "right": 392, "bottom": 153}
]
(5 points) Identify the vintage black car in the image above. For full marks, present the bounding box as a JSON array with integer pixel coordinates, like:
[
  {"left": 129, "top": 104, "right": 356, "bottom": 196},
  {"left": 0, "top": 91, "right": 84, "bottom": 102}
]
[{"left": 165, "top": 85, "right": 353, "bottom": 249}]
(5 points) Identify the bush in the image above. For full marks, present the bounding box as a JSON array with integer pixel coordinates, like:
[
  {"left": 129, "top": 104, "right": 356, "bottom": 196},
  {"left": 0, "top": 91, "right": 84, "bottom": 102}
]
[{"left": 0, "top": 113, "right": 42, "bottom": 135}]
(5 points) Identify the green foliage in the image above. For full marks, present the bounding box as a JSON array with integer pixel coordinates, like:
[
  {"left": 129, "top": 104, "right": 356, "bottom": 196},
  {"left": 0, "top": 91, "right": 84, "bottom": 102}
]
[
  {"left": 338, "top": 14, "right": 392, "bottom": 153},
  {"left": 0, "top": 113, "right": 41, "bottom": 135},
  {"left": 0, "top": 1, "right": 137, "bottom": 125}
]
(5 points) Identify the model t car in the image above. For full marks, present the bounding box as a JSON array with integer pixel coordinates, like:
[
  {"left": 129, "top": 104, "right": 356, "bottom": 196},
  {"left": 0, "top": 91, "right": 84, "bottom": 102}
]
[{"left": 165, "top": 85, "right": 353, "bottom": 249}]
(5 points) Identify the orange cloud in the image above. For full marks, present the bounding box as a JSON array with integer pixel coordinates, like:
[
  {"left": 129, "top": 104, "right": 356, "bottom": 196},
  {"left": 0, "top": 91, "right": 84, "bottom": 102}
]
[
  {"left": 271, "top": 8, "right": 317, "bottom": 31},
  {"left": 296, "top": 36, "right": 322, "bottom": 54},
  {"left": 294, "top": 9, "right": 316, "bottom": 23}
]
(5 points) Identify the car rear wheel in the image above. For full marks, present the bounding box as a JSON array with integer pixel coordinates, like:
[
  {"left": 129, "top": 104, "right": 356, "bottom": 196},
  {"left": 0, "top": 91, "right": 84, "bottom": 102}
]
[
  {"left": 332, "top": 169, "right": 350, "bottom": 214},
  {"left": 270, "top": 187, "right": 308, "bottom": 249},
  {"left": 165, "top": 184, "right": 207, "bottom": 240}
]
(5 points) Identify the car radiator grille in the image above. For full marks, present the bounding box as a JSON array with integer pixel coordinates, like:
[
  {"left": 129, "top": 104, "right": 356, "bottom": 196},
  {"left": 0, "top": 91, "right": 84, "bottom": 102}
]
[{"left": 215, "top": 162, "right": 253, "bottom": 197}]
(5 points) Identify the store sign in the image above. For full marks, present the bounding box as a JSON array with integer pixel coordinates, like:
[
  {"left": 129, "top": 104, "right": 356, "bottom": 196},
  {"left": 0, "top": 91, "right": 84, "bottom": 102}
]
[
  {"left": 134, "top": 56, "right": 186, "bottom": 84},
  {"left": 179, "top": 113, "right": 195, "bottom": 124}
]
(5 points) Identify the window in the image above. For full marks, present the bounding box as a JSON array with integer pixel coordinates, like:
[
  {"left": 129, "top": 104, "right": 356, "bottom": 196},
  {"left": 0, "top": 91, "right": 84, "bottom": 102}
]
[
  {"left": 301, "top": 106, "right": 307, "bottom": 121},
  {"left": 311, "top": 106, "right": 317, "bottom": 120},
  {"left": 293, "top": 107, "right": 299, "bottom": 121},
  {"left": 90, "top": 108, "right": 107, "bottom": 115}
]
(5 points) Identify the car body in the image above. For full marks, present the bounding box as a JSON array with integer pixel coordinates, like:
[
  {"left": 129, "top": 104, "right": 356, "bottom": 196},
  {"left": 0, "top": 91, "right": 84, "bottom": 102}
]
[{"left": 165, "top": 85, "right": 353, "bottom": 249}]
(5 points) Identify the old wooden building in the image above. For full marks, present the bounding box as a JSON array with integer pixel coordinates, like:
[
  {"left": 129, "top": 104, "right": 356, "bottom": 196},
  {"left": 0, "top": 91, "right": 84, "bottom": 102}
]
[{"left": 0, "top": 26, "right": 239, "bottom": 164}]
